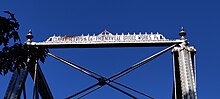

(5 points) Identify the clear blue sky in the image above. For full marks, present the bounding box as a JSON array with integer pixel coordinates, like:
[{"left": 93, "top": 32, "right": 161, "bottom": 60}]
[{"left": 0, "top": 0, "right": 219, "bottom": 99}]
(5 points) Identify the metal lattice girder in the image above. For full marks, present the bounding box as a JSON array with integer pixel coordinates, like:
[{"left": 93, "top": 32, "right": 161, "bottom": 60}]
[
  {"left": 4, "top": 67, "right": 28, "bottom": 99},
  {"left": 172, "top": 45, "right": 197, "bottom": 99},
  {"left": 4, "top": 63, "right": 53, "bottom": 99}
]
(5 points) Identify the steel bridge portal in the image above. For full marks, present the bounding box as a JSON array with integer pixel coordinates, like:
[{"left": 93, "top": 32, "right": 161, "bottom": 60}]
[{"left": 5, "top": 27, "right": 197, "bottom": 99}]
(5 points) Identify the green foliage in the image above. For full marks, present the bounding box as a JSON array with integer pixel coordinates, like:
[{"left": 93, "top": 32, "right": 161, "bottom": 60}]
[{"left": 0, "top": 11, "right": 49, "bottom": 75}]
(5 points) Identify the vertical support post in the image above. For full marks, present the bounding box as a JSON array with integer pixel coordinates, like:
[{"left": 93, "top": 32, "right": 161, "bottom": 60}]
[
  {"left": 23, "top": 84, "right": 27, "bottom": 99},
  {"left": 29, "top": 64, "right": 54, "bottom": 99},
  {"left": 33, "top": 59, "right": 39, "bottom": 99},
  {"left": 172, "top": 27, "right": 197, "bottom": 99},
  {"left": 172, "top": 45, "right": 197, "bottom": 99},
  {"left": 4, "top": 66, "right": 29, "bottom": 99},
  {"left": 26, "top": 30, "right": 53, "bottom": 99},
  {"left": 4, "top": 29, "right": 33, "bottom": 99},
  {"left": 5, "top": 29, "right": 53, "bottom": 99}
]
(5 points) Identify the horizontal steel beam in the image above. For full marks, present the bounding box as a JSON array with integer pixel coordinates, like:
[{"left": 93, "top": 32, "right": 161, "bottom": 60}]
[{"left": 27, "top": 40, "right": 184, "bottom": 48}]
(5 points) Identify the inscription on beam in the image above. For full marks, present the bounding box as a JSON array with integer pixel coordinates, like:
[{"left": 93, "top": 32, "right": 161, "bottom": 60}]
[{"left": 45, "top": 30, "right": 168, "bottom": 44}]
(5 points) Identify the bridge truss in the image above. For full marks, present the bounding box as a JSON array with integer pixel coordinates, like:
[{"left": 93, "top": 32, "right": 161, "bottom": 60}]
[{"left": 4, "top": 27, "right": 197, "bottom": 99}]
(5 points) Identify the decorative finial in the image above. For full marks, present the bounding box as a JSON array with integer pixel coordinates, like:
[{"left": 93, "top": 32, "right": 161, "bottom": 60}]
[
  {"left": 102, "top": 28, "right": 112, "bottom": 35},
  {"left": 104, "top": 28, "right": 108, "bottom": 32},
  {"left": 26, "top": 29, "right": 34, "bottom": 44},
  {"left": 179, "top": 26, "right": 186, "bottom": 39}
]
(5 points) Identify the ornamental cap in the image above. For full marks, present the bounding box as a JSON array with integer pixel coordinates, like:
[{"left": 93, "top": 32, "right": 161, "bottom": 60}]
[{"left": 179, "top": 26, "right": 186, "bottom": 39}]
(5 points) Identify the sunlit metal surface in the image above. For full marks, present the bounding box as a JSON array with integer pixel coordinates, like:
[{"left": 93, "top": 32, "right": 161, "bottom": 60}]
[{"left": 28, "top": 30, "right": 185, "bottom": 48}]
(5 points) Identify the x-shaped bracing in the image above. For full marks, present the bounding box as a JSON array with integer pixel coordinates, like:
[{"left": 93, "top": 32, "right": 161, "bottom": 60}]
[{"left": 48, "top": 44, "right": 176, "bottom": 99}]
